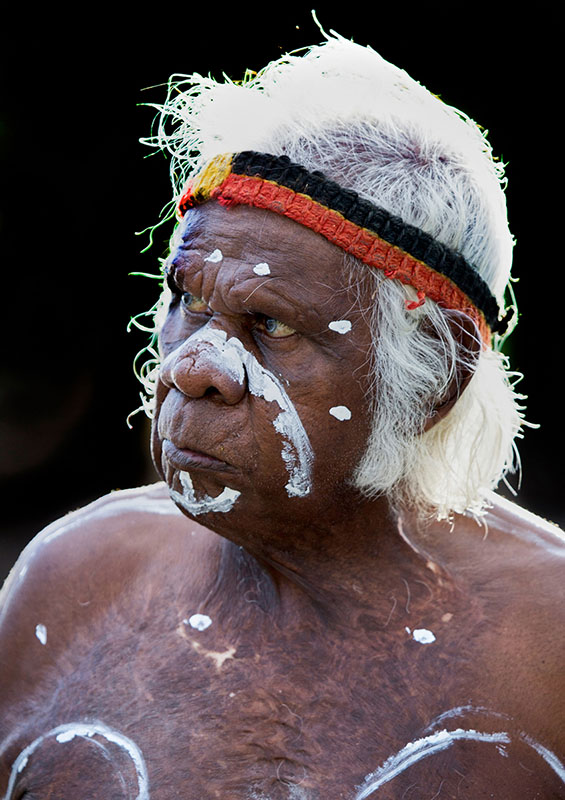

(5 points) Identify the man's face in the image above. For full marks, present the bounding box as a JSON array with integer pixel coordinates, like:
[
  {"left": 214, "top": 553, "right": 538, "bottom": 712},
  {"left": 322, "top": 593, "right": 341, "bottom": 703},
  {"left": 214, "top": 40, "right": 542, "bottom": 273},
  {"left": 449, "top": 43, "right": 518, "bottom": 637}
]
[{"left": 152, "top": 203, "right": 374, "bottom": 534}]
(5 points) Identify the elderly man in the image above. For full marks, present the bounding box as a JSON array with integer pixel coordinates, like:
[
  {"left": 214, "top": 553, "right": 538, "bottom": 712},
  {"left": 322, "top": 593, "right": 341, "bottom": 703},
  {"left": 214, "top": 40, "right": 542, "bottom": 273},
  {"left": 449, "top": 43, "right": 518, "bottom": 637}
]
[{"left": 0, "top": 36, "right": 563, "bottom": 800}]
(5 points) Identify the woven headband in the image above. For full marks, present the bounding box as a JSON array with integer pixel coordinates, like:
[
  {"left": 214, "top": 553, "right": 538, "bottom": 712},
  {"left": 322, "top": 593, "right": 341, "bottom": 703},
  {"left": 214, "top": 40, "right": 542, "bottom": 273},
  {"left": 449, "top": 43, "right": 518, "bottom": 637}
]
[{"left": 177, "top": 151, "right": 509, "bottom": 345}]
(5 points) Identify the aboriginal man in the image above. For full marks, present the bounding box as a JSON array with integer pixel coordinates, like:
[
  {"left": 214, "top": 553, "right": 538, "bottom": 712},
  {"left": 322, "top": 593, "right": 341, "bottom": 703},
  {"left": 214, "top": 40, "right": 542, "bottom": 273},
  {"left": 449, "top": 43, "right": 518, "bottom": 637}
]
[{"left": 0, "top": 36, "right": 564, "bottom": 800}]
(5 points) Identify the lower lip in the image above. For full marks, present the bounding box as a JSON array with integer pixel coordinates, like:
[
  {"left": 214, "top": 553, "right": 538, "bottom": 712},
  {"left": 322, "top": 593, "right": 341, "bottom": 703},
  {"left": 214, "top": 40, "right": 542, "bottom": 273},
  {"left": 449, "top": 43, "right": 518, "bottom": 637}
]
[{"left": 162, "top": 439, "right": 233, "bottom": 473}]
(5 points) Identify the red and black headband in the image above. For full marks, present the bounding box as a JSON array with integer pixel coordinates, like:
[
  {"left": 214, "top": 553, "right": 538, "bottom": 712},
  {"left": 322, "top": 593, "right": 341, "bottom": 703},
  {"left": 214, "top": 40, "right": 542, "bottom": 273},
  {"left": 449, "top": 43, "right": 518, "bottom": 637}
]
[{"left": 178, "top": 151, "right": 510, "bottom": 346}]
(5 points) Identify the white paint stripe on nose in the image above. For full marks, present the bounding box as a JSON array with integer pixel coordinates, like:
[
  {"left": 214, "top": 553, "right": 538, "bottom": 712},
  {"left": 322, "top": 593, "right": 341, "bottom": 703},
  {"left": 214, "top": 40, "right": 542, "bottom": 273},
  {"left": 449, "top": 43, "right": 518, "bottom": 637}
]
[{"left": 186, "top": 327, "right": 313, "bottom": 498}]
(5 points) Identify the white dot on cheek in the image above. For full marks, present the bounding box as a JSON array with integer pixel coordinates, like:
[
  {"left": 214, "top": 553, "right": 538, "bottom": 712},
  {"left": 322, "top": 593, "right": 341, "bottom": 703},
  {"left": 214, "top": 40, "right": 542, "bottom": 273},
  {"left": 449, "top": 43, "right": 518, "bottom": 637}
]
[
  {"left": 329, "top": 406, "right": 352, "bottom": 421},
  {"left": 328, "top": 320, "right": 352, "bottom": 334},
  {"left": 253, "top": 262, "right": 270, "bottom": 276}
]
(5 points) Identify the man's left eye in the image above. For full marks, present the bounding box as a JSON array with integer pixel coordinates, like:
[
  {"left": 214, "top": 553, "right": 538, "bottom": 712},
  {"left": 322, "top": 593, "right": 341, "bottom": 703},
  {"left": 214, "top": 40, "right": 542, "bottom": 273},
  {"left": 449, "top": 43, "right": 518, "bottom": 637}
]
[
  {"left": 258, "top": 317, "right": 296, "bottom": 338},
  {"left": 181, "top": 293, "right": 209, "bottom": 313}
]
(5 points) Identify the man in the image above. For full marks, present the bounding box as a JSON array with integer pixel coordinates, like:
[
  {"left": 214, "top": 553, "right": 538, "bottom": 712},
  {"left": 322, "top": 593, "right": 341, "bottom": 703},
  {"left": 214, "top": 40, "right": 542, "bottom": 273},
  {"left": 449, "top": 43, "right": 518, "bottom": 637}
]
[{"left": 0, "top": 35, "right": 563, "bottom": 799}]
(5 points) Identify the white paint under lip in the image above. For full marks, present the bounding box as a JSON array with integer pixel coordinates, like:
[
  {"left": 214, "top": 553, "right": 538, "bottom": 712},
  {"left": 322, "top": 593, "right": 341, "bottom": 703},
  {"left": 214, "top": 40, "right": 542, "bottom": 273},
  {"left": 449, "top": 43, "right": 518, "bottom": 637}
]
[
  {"left": 3, "top": 722, "right": 149, "bottom": 800},
  {"left": 329, "top": 405, "right": 352, "bottom": 421},
  {"left": 170, "top": 470, "right": 241, "bottom": 516},
  {"left": 204, "top": 248, "right": 223, "bottom": 263},
  {"left": 35, "top": 623, "right": 47, "bottom": 646},
  {"left": 328, "top": 319, "right": 352, "bottom": 334},
  {"left": 186, "top": 613, "right": 213, "bottom": 631},
  {"left": 172, "top": 328, "right": 313, "bottom": 498},
  {"left": 253, "top": 262, "right": 271, "bottom": 276}
]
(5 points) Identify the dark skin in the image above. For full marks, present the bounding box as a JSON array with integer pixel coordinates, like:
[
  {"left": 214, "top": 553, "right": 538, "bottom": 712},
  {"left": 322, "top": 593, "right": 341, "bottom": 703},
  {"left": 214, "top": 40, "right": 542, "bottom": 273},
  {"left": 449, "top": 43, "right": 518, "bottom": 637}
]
[{"left": 0, "top": 204, "right": 563, "bottom": 799}]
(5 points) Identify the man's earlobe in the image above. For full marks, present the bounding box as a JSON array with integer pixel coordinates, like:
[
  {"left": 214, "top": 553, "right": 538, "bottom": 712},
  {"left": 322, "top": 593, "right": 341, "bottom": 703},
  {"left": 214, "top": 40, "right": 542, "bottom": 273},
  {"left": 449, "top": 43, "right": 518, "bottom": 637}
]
[{"left": 423, "top": 312, "right": 482, "bottom": 432}]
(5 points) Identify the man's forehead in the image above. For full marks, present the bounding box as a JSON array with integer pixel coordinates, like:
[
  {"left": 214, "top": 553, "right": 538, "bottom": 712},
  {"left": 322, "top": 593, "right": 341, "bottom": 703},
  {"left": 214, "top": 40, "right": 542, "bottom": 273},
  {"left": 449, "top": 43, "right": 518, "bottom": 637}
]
[
  {"left": 168, "top": 203, "right": 366, "bottom": 328},
  {"left": 175, "top": 203, "right": 348, "bottom": 271}
]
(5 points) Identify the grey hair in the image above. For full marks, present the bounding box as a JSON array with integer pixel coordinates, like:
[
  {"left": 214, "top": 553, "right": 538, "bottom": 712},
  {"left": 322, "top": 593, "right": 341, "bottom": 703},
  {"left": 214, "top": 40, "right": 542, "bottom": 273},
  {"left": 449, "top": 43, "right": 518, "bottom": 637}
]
[{"left": 140, "top": 33, "right": 525, "bottom": 519}]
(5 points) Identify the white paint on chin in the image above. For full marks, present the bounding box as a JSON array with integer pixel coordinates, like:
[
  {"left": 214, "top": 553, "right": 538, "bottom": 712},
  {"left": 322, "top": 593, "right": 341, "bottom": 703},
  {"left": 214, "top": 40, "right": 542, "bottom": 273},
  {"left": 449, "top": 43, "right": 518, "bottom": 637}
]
[
  {"left": 184, "top": 328, "right": 313, "bottom": 498},
  {"left": 35, "top": 623, "right": 47, "bottom": 646},
  {"left": 328, "top": 319, "right": 352, "bottom": 334},
  {"left": 253, "top": 262, "right": 271, "bottom": 275},
  {"left": 329, "top": 405, "right": 352, "bottom": 421},
  {"left": 204, "top": 248, "right": 223, "bottom": 263},
  {"left": 169, "top": 470, "right": 241, "bottom": 516},
  {"left": 3, "top": 722, "right": 149, "bottom": 800}
]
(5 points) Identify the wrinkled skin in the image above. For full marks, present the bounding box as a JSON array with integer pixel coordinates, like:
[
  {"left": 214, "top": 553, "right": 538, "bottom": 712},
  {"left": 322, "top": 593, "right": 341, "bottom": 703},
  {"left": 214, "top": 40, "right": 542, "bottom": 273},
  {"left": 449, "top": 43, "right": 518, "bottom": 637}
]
[{"left": 0, "top": 205, "right": 563, "bottom": 799}]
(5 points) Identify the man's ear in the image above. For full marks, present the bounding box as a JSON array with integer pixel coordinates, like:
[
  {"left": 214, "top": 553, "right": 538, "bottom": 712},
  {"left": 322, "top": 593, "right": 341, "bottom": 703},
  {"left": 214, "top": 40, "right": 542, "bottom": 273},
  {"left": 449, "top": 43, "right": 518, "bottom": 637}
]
[{"left": 423, "top": 312, "right": 482, "bottom": 433}]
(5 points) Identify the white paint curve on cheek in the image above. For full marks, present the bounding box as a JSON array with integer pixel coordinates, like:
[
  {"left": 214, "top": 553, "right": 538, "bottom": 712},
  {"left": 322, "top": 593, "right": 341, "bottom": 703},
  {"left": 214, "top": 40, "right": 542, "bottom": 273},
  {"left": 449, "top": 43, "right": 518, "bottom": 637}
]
[
  {"left": 253, "top": 262, "right": 271, "bottom": 276},
  {"left": 3, "top": 722, "right": 149, "bottom": 800},
  {"left": 243, "top": 348, "right": 313, "bottom": 497},
  {"left": 186, "top": 328, "right": 313, "bottom": 497},
  {"left": 204, "top": 248, "right": 223, "bottom": 263},
  {"left": 186, "top": 613, "right": 213, "bottom": 631},
  {"left": 354, "top": 728, "right": 510, "bottom": 799},
  {"left": 35, "top": 623, "right": 47, "bottom": 646},
  {"left": 329, "top": 405, "right": 352, "bottom": 421},
  {"left": 328, "top": 319, "right": 352, "bottom": 334},
  {"left": 170, "top": 470, "right": 241, "bottom": 516}
]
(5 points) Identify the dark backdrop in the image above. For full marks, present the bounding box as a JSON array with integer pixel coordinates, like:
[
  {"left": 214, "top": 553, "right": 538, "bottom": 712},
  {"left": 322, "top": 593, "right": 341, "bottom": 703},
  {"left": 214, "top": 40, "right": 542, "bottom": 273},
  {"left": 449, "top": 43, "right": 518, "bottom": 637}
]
[{"left": 1, "top": 7, "right": 562, "bottom": 579}]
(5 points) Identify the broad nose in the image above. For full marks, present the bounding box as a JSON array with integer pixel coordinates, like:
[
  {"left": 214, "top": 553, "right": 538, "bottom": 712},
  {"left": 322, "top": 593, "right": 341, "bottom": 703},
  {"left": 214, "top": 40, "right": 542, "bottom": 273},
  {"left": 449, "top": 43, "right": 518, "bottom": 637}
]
[{"left": 160, "top": 328, "right": 247, "bottom": 405}]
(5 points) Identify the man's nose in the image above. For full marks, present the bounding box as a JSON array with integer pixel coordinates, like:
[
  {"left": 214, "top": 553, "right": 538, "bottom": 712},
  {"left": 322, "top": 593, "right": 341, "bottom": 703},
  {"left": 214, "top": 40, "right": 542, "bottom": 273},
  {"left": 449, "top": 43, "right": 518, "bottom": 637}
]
[{"left": 159, "top": 329, "right": 247, "bottom": 405}]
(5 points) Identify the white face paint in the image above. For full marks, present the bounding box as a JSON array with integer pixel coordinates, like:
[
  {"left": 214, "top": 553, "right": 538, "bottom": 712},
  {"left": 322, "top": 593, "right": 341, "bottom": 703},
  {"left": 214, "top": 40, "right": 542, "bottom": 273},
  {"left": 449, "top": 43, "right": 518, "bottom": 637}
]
[
  {"left": 204, "top": 248, "right": 223, "bottom": 263},
  {"left": 186, "top": 613, "right": 213, "bottom": 631},
  {"left": 4, "top": 722, "right": 149, "bottom": 800},
  {"left": 35, "top": 623, "right": 47, "bottom": 646},
  {"left": 170, "top": 470, "right": 241, "bottom": 516},
  {"left": 253, "top": 262, "right": 271, "bottom": 276},
  {"left": 328, "top": 320, "right": 352, "bottom": 334},
  {"left": 329, "top": 406, "right": 352, "bottom": 421},
  {"left": 170, "top": 327, "right": 313, "bottom": 498}
]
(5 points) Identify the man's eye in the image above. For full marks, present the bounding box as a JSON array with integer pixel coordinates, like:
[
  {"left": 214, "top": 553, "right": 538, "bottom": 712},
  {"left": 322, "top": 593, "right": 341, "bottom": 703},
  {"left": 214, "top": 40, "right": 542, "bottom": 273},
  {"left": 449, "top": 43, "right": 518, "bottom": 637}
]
[
  {"left": 258, "top": 317, "right": 296, "bottom": 339},
  {"left": 181, "top": 293, "right": 209, "bottom": 314}
]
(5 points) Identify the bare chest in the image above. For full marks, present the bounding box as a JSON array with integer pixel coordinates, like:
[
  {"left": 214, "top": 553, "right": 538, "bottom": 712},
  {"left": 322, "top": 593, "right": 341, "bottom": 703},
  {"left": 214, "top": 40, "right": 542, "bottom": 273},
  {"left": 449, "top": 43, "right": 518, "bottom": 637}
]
[{"left": 5, "top": 613, "right": 564, "bottom": 799}]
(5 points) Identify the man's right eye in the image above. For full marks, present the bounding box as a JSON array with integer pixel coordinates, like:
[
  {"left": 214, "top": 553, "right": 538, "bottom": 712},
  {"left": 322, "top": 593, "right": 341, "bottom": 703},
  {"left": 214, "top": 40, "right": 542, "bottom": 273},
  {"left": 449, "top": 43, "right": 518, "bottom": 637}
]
[{"left": 181, "top": 292, "right": 209, "bottom": 314}]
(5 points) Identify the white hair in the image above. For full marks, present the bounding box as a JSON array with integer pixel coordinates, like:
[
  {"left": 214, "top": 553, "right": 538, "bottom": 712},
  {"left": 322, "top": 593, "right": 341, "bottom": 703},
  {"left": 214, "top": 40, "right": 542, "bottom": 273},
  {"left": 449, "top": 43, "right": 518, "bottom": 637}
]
[{"left": 139, "top": 33, "right": 525, "bottom": 519}]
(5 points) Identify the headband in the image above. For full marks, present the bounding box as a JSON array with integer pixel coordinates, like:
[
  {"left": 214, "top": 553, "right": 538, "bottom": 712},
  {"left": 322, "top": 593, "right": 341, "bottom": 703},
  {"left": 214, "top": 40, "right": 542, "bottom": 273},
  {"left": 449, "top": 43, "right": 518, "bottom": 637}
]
[{"left": 177, "top": 151, "right": 510, "bottom": 346}]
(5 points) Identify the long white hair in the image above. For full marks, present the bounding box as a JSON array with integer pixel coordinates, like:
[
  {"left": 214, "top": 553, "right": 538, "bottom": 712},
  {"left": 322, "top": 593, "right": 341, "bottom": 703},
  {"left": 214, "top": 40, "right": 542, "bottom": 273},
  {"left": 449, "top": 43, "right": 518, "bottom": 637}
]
[{"left": 140, "top": 33, "right": 525, "bottom": 519}]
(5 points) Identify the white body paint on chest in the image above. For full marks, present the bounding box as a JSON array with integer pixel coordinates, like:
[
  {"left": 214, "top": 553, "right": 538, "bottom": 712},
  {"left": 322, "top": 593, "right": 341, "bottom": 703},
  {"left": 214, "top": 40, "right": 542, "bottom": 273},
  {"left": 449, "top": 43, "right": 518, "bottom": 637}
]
[
  {"left": 177, "top": 327, "right": 313, "bottom": 498},
  {"left": 354, "top": 728, "right": 510, "bottom": 798},
  {"left": 3, "top": 722, "right": 149, "bottom": 800},
  {"left": 405, "top": 626, "right": 436, "bottom": 644},
  {"left": 35, "top": 623, "right": 47, "bottom": 645},
  {"left": 186, "top": 613, "right": 213, "bottom": 631}
]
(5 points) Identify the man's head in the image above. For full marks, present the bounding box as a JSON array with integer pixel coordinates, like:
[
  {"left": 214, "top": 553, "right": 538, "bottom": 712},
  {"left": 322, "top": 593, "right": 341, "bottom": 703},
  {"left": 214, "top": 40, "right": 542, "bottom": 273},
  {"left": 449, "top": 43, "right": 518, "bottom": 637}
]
[{"left": 141, "top": 35, "right": 524, "bottom": 520}]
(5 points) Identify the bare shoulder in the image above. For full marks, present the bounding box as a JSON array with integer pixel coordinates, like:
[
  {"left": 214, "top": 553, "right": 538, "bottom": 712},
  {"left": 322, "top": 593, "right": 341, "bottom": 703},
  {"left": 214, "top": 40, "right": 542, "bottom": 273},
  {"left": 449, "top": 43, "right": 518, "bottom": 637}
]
[
  {"left": 1, "top": 483, "right": 209, "bottom": 612},
  {"left": 477, "top": 492, "right": 564, "bottom": 581},
  {"left": 0, "top": 483, "right": 215, "bottom": 690}
]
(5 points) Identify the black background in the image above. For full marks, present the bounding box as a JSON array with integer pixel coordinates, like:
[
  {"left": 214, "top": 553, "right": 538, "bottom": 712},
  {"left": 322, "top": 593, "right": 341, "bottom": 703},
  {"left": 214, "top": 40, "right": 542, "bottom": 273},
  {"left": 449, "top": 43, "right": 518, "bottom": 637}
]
[{"left": 1, "top": 7, "right": 562, "bottom": 578}]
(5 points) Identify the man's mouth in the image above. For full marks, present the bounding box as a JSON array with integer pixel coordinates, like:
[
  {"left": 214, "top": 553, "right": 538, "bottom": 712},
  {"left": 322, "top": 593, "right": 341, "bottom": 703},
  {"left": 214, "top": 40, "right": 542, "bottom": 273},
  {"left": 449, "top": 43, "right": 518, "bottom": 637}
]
[{"left": 162, "top": 439, "right": 234, "bottom": 473}]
